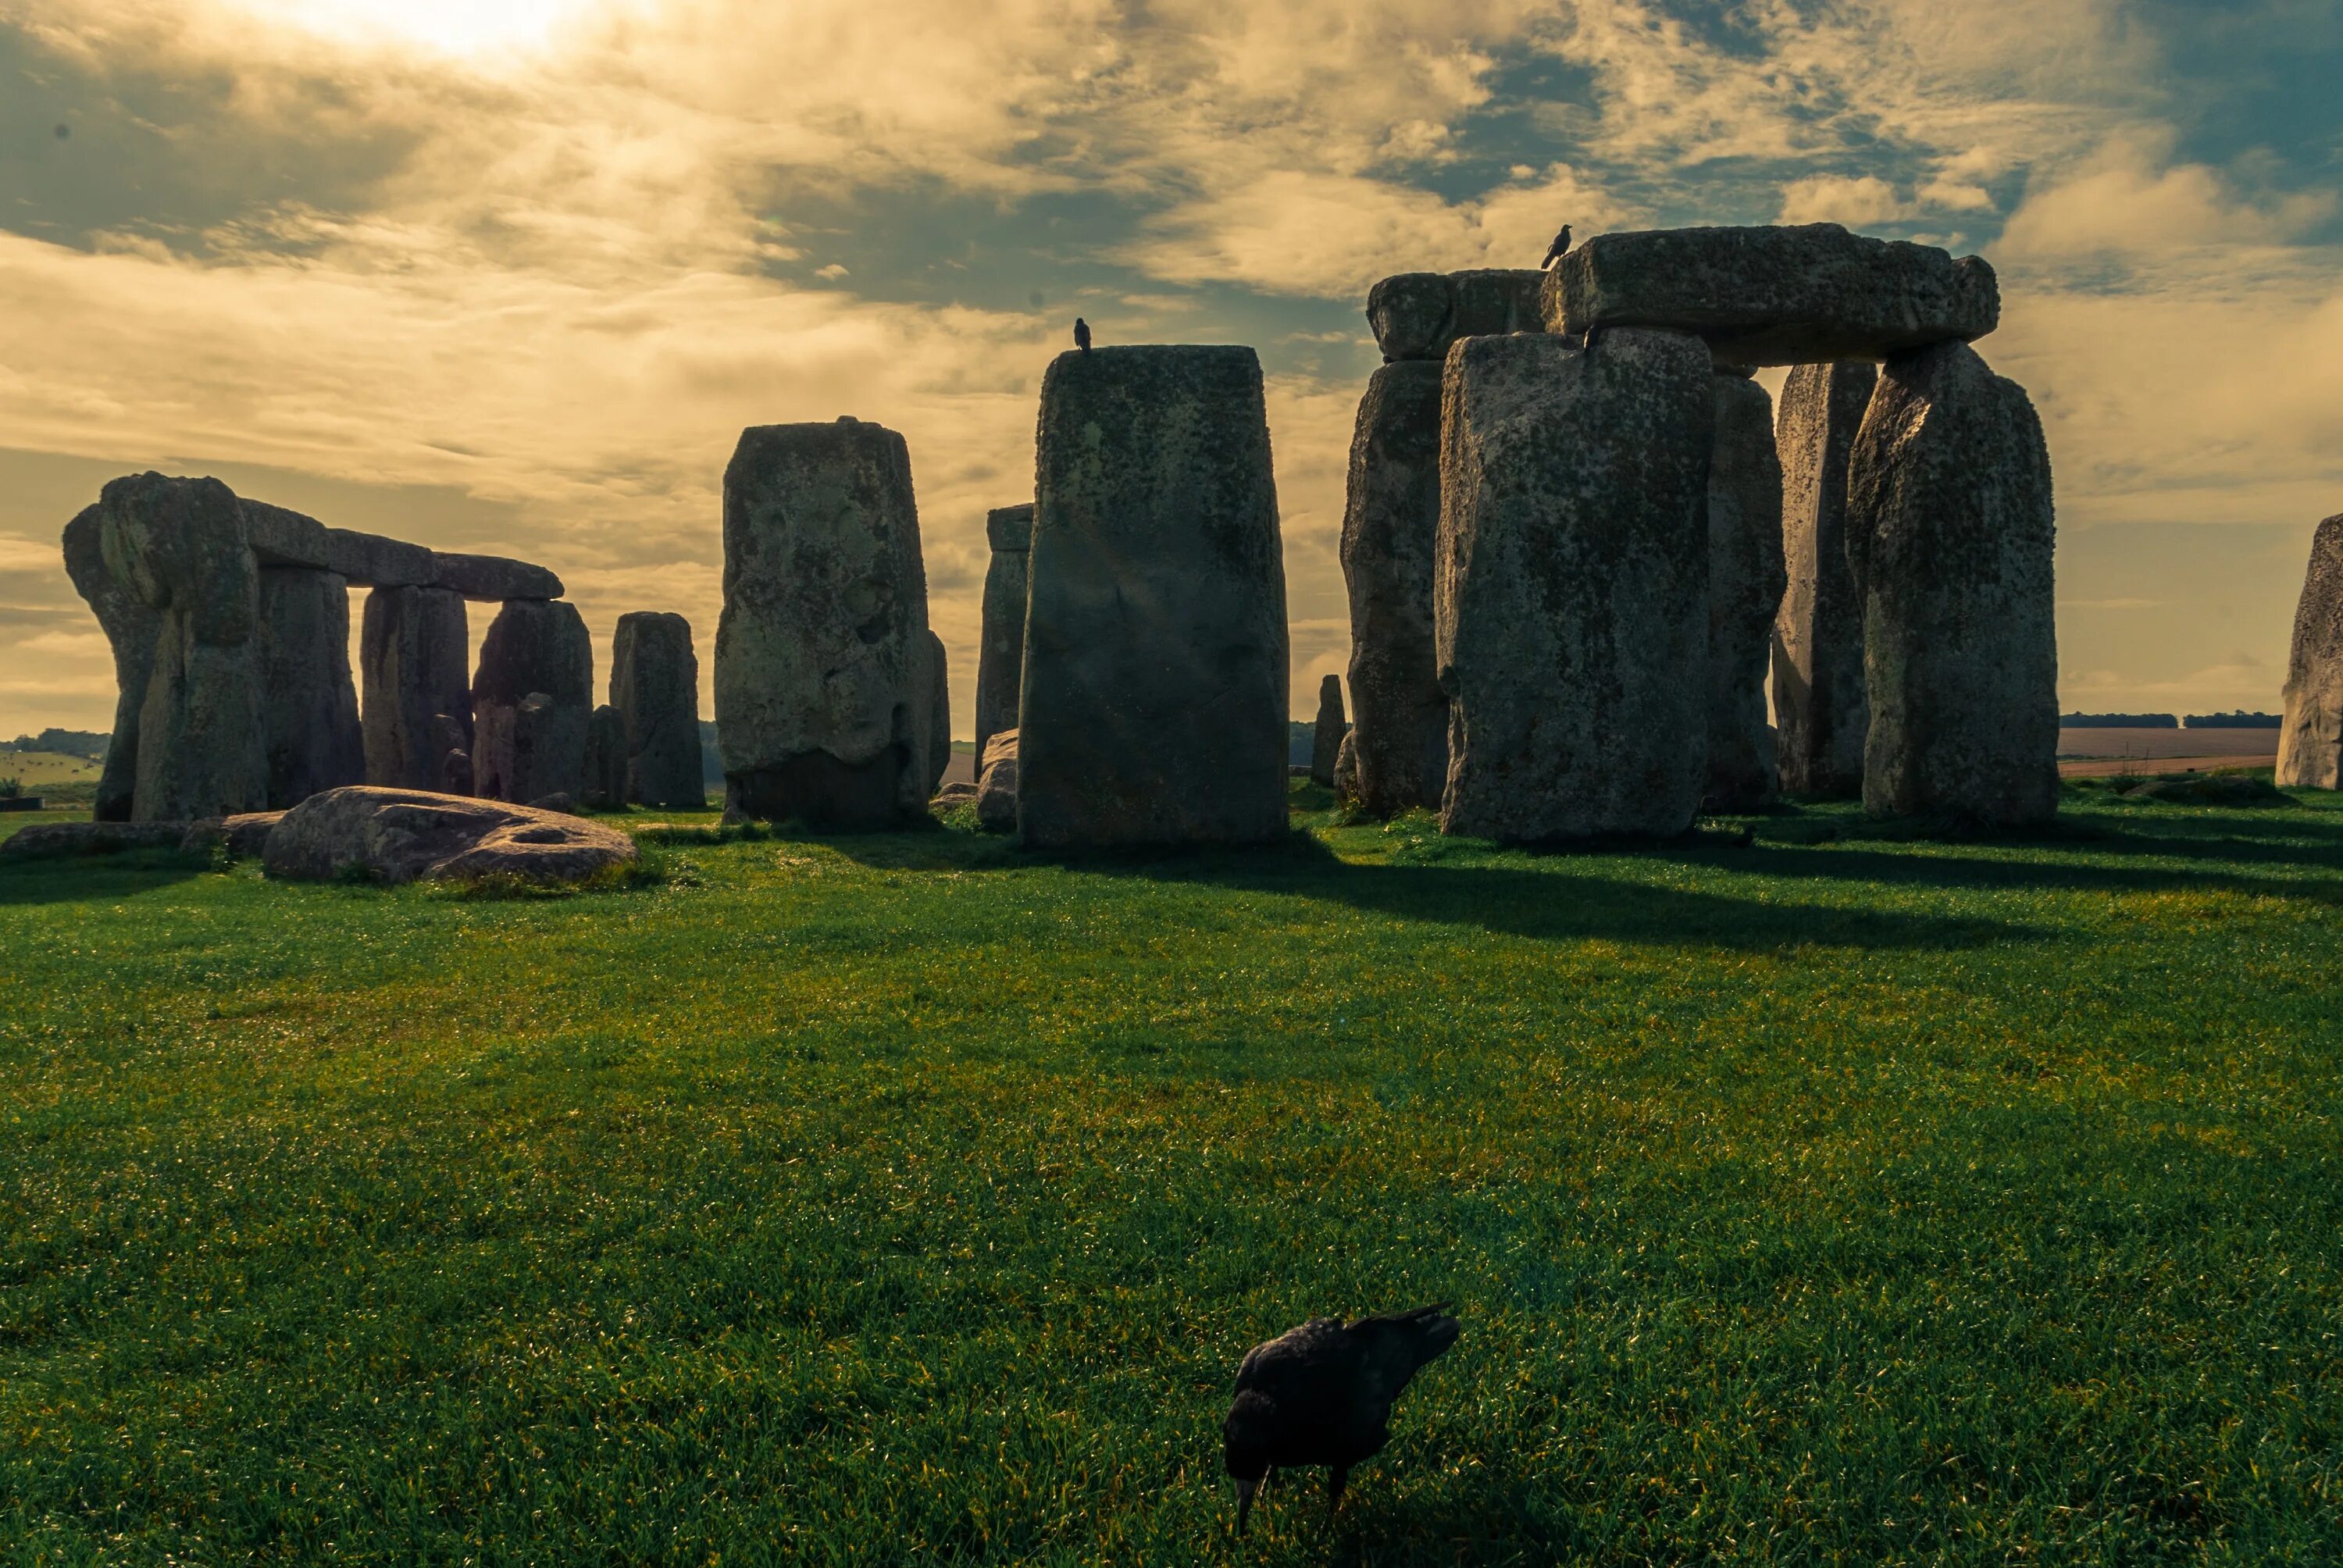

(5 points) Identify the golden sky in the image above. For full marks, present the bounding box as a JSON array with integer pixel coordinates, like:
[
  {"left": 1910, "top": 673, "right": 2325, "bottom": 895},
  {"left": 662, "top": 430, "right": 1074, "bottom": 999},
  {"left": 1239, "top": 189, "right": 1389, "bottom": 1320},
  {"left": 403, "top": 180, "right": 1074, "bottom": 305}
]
[{"left": 4, "top": 0, "right": 2341, "bottom": 734}]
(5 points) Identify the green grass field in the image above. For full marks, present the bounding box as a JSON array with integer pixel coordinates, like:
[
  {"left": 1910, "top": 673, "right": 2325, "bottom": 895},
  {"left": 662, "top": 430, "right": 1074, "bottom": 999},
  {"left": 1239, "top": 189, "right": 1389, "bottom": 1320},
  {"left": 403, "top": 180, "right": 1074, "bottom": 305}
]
[
  {"left": 2, "top": 781, "right": 2339, "bottom": 1563},
  {"left": 0, "top": 750, "right": 101, "bottom": 789}
]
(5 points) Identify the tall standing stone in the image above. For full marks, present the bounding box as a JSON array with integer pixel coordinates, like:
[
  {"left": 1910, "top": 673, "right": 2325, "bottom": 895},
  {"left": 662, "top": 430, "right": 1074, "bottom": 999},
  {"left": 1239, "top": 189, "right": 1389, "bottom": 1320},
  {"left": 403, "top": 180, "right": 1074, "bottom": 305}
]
[
  {"left": 1846, "top": 340, "right": 2058, "bottom": 824},
  {"left": 583, "top": 703, "right": 627, "bottom": 809},
  {"left": 61, "top": 504, "right": 159, "bottom": 821},
  {"left": 1311, "top": 675, "right": 1347, "bottom": 786},
  {"left": 610, "top": 611, "right": 704, "bottom": 808},
  {"left": 96, "top": 473, "right": 269, "bottom": 821},
  {"left": 1436, "top": 330, "right": 1714, "bottom": 842},
  {"left": 472, "top": 599, "right": 592, "bottom": 804},
  {"left": 1339, "top": 360, "right": 1448, "bottom": 814},
  {"left": 2276, "top": 515, "right": 2343, "bottom": 789},
  {"left": 1704, "top": 375, "right": 1787, "bottom": 811},
  {"left": 974, "top": 504, "right": 1032, "bottom": 772},
  {"left": 362, "top": 586, "right": 471, "bottom": 790},
  {"left": 715, "top": 419, "right": 936, "bottom": 828},
  {"left": 258, "top": 567, "right": 365, "bottom": 808},
  {"left": 921, "top": 629, "right": 951, "bottom": 797},
  {"left": 1773, "top": 360, "right": 1876, "bottom": 796},
  {"left": 1020, "top": 345, "right": 1289, "bottom": 848}
]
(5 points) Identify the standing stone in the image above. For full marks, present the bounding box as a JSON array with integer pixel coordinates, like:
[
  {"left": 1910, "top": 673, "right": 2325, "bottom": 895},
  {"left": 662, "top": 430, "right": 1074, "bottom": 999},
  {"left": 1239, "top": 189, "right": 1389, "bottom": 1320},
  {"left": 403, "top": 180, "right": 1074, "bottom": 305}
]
[
  {"left": 61, "top": 504, "right": 161, "bottom": 821},
  {"left": 1332, "top": 730, "right": 1359, "bottom": 805},
  {"left": 715, "top": 419, "right": 935, "bottom": 829},
  {"left": 1020, "top": 345, "right": 1289, "bottom": 848},
  {"left": 361, "top": 586, "right": 471, "bottom": 790},
  {"left": 258, "top": 567, "right": 365, "bottom": 808},
  {"left": 921, "top": 630, "right": 951, "bottom": 798},
  {"left": 1847, "top": 340, "right": 2058, "bottom": 824},
  {"left": 434, "top": 713, "right": 473, "bottom": 796},
  {"left": 974, "top": 504, "right": 1032, "bottom": 772},
  {"left": 975, "top": 729, "right": 1018, "bottom": 832},
  {"left": 610, "top": 611, "right": 703, "bottom": 808},
  {"left": 1704, "top": 376, "right": 1787, "bottom": 811},
  {"left": 1339, "top": 360, "right": 1448, "bottom": 814},
  {"left": 1311, "top": 675, "right": 1347, "bottom": 786},
  {"left": 96, "top": 473, "right": 269, "bottom": 821},
  {"left": 583, "top": 704, "right": 627, "bottom": 809},
  {"left": 1773, "top": 360, "right": 1876, "bottom": 796},
  {"left": 1436, "top": 330, "right": 1714, "bottom": 842},
  {"left": 2276, "top": 515, "right": 2343, "bottom": 789},
  {"left": 471, "top": 599, "right": 592, "bottom": 805}
]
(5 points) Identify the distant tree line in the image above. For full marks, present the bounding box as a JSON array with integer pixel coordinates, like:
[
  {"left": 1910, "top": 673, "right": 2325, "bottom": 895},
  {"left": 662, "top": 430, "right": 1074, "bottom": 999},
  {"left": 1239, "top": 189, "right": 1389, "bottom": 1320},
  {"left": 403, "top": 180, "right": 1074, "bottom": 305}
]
[
  {"left": 2181, "top": 711, "right": 2282, "bottom": 729},
  {"left": 2060, "top": 712, "right": 2177, "bottom": 729},
  {"left": 5, "top": 728, "right": 109, "bottom": 759}
]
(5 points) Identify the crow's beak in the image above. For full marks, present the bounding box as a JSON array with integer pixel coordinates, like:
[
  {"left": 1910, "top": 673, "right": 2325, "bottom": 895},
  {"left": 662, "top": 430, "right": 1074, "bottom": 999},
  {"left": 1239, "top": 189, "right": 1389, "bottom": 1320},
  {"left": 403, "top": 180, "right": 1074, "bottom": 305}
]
[{"left": 1235, "top": 1477, "right": 1258, "bottom": 1535}]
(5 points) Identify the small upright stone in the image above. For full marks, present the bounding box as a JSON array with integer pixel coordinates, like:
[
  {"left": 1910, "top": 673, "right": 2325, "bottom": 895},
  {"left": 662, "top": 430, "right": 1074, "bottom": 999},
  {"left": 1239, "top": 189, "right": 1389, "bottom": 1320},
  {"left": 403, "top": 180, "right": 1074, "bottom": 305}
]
[
  {"left": 715, "top": 419, "right": 935, "bottom": 829},
  {"left": 1703, "top": 375, "right": 1786, "bottom": 811},
  {"left": 1311, "top": 675, "right": 1347, "bottom": 786},
  {"left": 1847, "top": 340, "right": 2058, "bottom": 824},
  {"left": 1020, "top": 345, "right": 1289, "bottom": 848},
  {"left": 61, "top": 504, "right": 160, "bottom": 821},
  {"left": 2277, "top": 515, "right": 2343, "bottom": 789},
  {"left": 583, "top": 704, "right": 627, "bottom": 809},
  {"left": 471, "top": 600, "right": 592, "bottom": 805},
  {"left": 361, "top": 586, "right": 471, "bottom": 789},
  {"left": 974, "top": 503, "right": 1032, "bottom": 771},
  {"left": 975, "top": 728, "right": 1019, "bottom": 832},
  {"left": 1437, "top": 330, "right": 1714, "bottom": 842},
  {"left": 1773, "top": 360, "right": 1877, "bottom": 796},
  {"left": 1339, "top": 360, "right": 1448, "bottom": 814},
  {"left": 610, "top": 611, "right": 703, "bottom": 808},
  {"left": 1332, "top": 730, "right": 1359, "bottom": 805},
  {"left": 258, "top": 567, "right": 365, "bottom": 808},
  {"left": 921, "top": 629, "right": 952, "bottom": 798}
]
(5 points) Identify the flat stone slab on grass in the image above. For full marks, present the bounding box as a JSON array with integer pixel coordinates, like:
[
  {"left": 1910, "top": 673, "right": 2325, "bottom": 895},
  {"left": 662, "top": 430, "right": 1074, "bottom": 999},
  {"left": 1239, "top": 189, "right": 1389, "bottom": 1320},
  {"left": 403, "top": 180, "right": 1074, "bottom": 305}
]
[
  {"left": 262, "top": 786, "right": 637, "bottom": 884},
  {"left": 1542, "top": 223, "right": 1999, "bottom": 366}
]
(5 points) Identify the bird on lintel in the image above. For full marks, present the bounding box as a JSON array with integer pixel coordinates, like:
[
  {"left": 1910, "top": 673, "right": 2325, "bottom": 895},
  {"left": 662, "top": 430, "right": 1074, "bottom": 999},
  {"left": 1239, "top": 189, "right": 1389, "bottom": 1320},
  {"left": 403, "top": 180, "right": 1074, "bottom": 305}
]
[
  {"left": 1540, "top": 223, "right": 1572, "bottom": 269},
  {"left": 1074, "top": 317, "right": 1093, "bottom": 352}
]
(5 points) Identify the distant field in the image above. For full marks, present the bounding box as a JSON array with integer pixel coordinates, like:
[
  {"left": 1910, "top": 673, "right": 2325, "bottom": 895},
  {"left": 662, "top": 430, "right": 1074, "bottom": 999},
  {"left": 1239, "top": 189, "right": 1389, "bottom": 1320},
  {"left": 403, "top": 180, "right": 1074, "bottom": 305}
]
[
  {"left": 0, "top": 749, "right": 100, "bottom": 787},
  {"left": 2057, "top": 725, "right": 2280, "bottom": 761},
  {"left": 2, "top": 780, "right": 2340, "bottom": 1562}
]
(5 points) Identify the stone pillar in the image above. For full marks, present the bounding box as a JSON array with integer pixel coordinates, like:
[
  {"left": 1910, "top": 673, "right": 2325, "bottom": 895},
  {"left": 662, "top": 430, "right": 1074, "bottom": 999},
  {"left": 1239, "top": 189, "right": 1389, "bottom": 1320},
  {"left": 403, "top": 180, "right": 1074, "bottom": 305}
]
[
  {"left": 1436, "top": 329, "right": 1714, "bottom": 842},
  {"left": 61, "top": 504, "right": 160, "bottom": 821},
  {"left": 258, "top": 567, "right": 364, "bottom": 808},
  {"left": 583, "top": 704, "right": 627, "bottom": 809},
  {"left": 973, "top": 504, "right": 1032, "bottom": 772},
  {"left": 95, "top": 473, "right": 269, "bottom": 821},
  {"left": 2276, "top": 515, "right": 2343, "bottom": 789},
  {"left": 1847, "top": 340, "right": 2058, "bottom": 825},
  {"left": 1311, "top": 675, "right": 1346, "bottom": 787},
  {"left": 1704, "top": 373, "right": 1787, "bottom": 811},
  {"left": 1772, "top": 360, "right": 1876, "bottom": 796},
  {"left": 610, "top": 611, "right": 704, "bottom": 808},
  {"left": 472, "top": 599, "right": 592, "bottom": 804},
  {"left": 1020, "top": 344, "right": 1288, "bottom": 848},
  {"left": 714, "top": 418, "right": 933, "bottom": 829},
  {"left": 920, "top": 629, "right": 951, "bottom": 798},
  {"left": 1339, "top": 360, "right": 1448, "bottom": 814},
  {"left": 361, "top": 585, "right": 471, "bottom": 790}
]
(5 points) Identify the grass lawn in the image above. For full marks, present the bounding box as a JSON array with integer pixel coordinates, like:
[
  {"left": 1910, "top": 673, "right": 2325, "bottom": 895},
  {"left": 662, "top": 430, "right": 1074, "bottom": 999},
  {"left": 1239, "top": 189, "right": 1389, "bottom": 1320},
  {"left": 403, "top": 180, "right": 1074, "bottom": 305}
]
[
  {"left": 2, "top": 780, "right": 2339, "bottom": 1563},
  {"left": 0, "top": 751, "right": 101, "bottom": 789}
]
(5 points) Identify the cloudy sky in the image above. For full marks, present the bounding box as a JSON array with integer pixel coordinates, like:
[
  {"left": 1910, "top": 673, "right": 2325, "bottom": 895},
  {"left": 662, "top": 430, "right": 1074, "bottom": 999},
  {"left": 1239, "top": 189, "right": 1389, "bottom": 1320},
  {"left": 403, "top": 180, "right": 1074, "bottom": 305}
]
[{"left": 3, "top": 0, "right": 2341, "bottom": 737}]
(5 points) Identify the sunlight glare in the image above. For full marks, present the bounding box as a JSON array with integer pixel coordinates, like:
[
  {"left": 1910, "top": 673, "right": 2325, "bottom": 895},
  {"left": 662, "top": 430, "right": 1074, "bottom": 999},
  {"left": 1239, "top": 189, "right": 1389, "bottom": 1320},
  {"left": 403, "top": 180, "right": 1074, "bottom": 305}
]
[{"left": 224, "top": 0, "right": 627, "bottom": 59}]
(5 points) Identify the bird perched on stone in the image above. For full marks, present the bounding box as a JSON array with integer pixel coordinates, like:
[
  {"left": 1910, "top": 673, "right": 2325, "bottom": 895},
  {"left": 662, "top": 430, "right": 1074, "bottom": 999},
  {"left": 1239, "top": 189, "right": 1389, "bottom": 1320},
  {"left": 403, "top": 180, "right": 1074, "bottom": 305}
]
[
  {"left": 1221, "top": 1303, "right": 1460, "bottom": 1534},
  {"left": 1540, "top": 223, "right": 1572, "bottom": 269},
  {"left": 1074, "top": 316, "right": 1092, "bottom": 352}
]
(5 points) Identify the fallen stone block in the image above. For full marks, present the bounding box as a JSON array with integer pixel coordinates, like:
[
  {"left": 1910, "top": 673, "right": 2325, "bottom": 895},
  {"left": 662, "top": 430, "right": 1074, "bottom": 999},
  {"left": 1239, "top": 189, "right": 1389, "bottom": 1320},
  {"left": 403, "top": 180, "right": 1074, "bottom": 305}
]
[{"left": 262, "top": 786, "right": 637, "bottom": 883}]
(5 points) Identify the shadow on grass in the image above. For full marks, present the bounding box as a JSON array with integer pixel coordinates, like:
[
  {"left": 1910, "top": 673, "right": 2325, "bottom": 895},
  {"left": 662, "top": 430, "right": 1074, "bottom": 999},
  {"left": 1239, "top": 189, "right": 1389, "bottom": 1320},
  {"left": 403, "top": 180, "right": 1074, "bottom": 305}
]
[{"left": 0, "top": 850, "right": 210, "bottom": 907}]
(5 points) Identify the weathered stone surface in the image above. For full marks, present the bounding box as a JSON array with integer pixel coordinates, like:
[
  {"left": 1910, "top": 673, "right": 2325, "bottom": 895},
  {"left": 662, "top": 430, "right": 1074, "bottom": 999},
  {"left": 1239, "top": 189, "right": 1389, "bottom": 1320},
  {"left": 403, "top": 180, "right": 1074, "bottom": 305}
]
[
  {"left": 1847, "top": 340, "right": 2058, "bottom": 824},
  {"left": 241, "top": 497, "right": 559, "bottom": 598},
  {"left": 933, "top": 780, "right": 979, "bottom": 808},
  {"left": 361, "top": 586, "right": 472, "bottom": 789},
  {"left": 2277, "top": 515, "right": 2343, "bottom": 789},
  {"left": 1020, "top": 346, "right": 1289, "bottom": 847},
  {"left": 1, "top": 821, "right": 190, "bottom": 858},
  {"left": 975, "top": 729, "right": 1018, "bottom": 832},
  {"left": 610, "top": 611, "right": 703, "bottom": 808},
  {"left": 583, "top": 704, "right": 627, "bottom": 808},
  {"left": 1703, "top": 376, "right": 1786, "bottom": 811},
  {"left": 974, "top": 503, "right": 1032, "bottom": 771},
  {"left": 433, "top": 554, "right": 564, "bottom": 602},
  {"left": 1333, "top": 729, "right": 1359, "bottom": 804},
  {"left": 1366, "top": 269, "right": 1546, "bottom": 361},
  {"left": 1772, "top": 360, "right": 1877, "bottom": 797},
  {"left": 1339, "top": 360, "right": 1448, "bottom": 814},
  {"left": 1311, "top": 675, "right": 1347, "bottom": 786},
  {"left": 472, "top": 600, "right": 591, "bottom": 804},
  {"left": 715, "top": 419, "right": 934, "bottom": 829},
  {"left": 179, "top": 811, "right": 285, "bottom": 857},
  {"left": 61, "top": 504, "right": 159, "bottom": 821},
  {"left": 1542, "top": 224, "right": 1999, "bottom": 367},
  {"left": 258, "top": 567, "right": 365, "bottom": 808},
  {"left": 262, "top": 786, "right": 637, "bottom": 884},
  {"left": 98, "top": 473, "right": 269, "bottom": 821},
  {"left": 920, "top": 629, "right": 951, "bottom": 798},
  {"left": 1436, "top": 330, "right": 1714, "bottom": 841},
  {"left": 433, "top": 714, "right": 473, "bottom": 795}
]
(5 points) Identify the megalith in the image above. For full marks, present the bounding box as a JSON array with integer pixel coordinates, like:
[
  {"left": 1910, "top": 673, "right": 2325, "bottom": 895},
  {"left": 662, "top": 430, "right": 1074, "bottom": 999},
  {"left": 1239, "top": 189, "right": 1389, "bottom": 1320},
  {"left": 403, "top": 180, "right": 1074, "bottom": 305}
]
[
  {"left": 1311, "top": 675, "right": 1347, "bottom": 786},
  {"left": 975, "top": 729, "right": 1018, "bottom": 832},
  {"left": 974, "top": 503, "right": 1032, "bottom": 772},
  {"left": 472, "top": 599, "right": 592, "bottom": 805},
  {"left": 610, "top": 611, "right": 703, "bottom": 808},
  {"left": 1703, "top": 374, "right": 1787, "bottom": 811},
  {"left": 259, "top": 567, "right": 365, "bottom": 808},
  {"left": 920, "top": 629, "right": 951, "bottom": 798},
  {"left": 361, "top": 586, "right": 471, "bottom": 790},
  {"left": 1436, "top": 329, "right": 1714, "bottom": 842},
  {"left": 1366, "top": 270, "right": 1546, "bottom": 362},
  {"left": 1773, "top": 360, "right": 1877, "bottom": 796},
  {"left": 1339, "top": 359, "right": 1448, "bottom": 814},
  {"left": 1019, "top": 344, "right": 1289, "bottom": 848},
  {"left": 95, "top": 473, "right": 269, "bottom": 821},
  {"left": 61, "top": 504, "right": 159, "bottom": 821},
  {"left": 2276, "top": 515, "right": 2343, "bottom": 789},
  {"left": 1847, "top": 340, "right": 2058, "bottom": 824},
  {"left": 714, "top": 418, "right": 935, "bottom": 829},
  {"left": 583, "top": 703, "right": 627, "bottom": 809}
]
